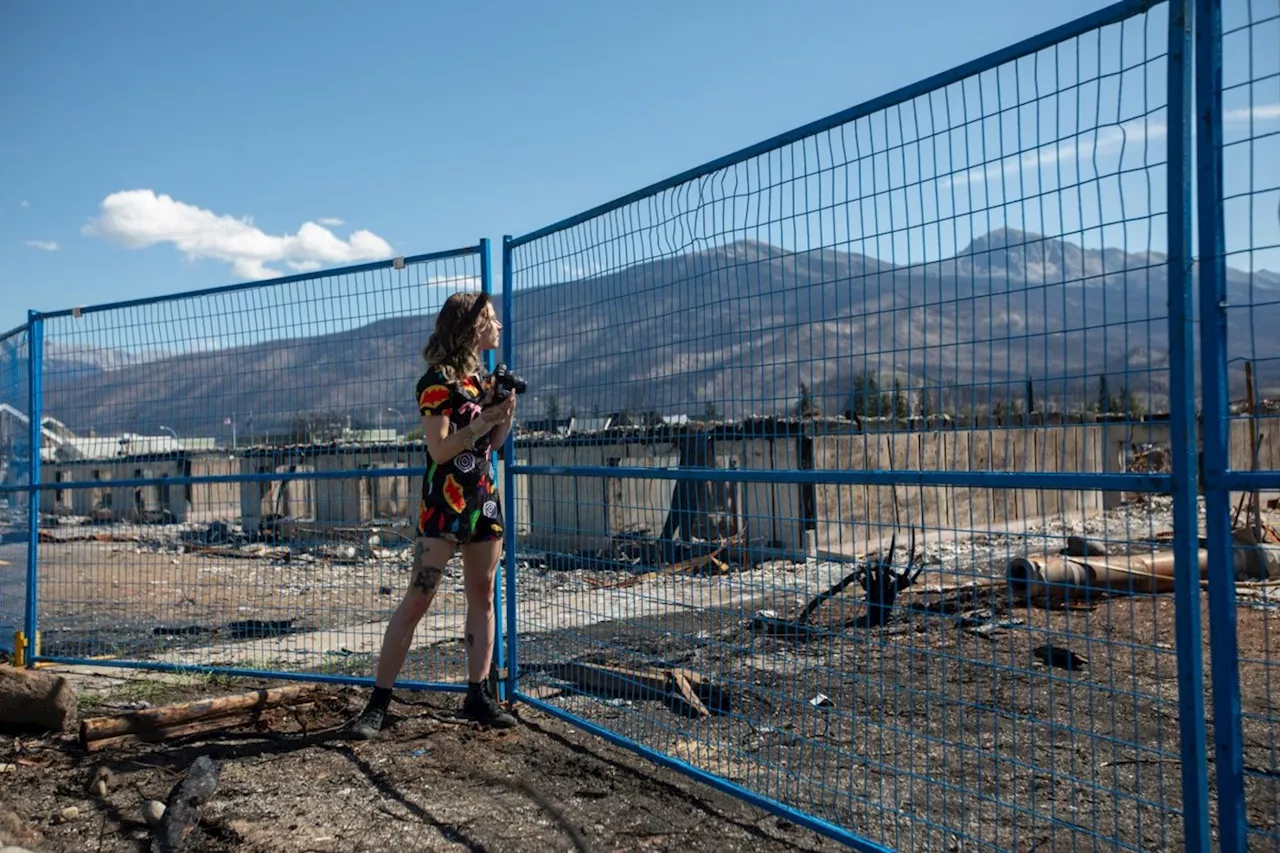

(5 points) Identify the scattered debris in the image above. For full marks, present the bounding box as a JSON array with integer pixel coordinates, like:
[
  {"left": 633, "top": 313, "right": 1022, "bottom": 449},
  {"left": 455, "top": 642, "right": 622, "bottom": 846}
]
[
  {"left": 477, "top": 772, "right": 593, "bottom": 853},
  {"left": 225, "top": 619, "right": 296, "bottom": 639},
  {"left": 1127, "top": 443, "right": 1170, "bottom": 474},
  {"left": 1062, "top": 535, "right": 1107, "bottom": 557},
  {"left": 808, "top": 693, "right": 833, "bottom": 710},
  {"left": 584, "top": 548, "right": 728, "bottom": 590},
  {"left": 666, "top": 669, "right": 709, "bottom": 718},
  {"left": 750, "top": 609, "right": 816, "bottom": 639},
  {"left": 151, "top": 755, "right": 221, "bottom": 853},
  {"left": 1033, "top": 645, "right": 1088, "bottom": 671},
  {"left": 141, "top": 800, "right": 166, "bottom": 827},
  {"left": 86, "top": 765, "right": 112, "bottom": 798}
]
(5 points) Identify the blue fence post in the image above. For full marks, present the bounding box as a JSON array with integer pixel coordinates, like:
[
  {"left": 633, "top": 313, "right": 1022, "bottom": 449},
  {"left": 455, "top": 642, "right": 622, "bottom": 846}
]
[
  {"left": 500, "top": 235, "right": 518, "bottom": 704},
  {"left": 479, "top": 237, "right": 505, "bottom": 698},
  {"left": 1166, "top": 1, "right": 1211, "bottom": 849},
  {"left": 1195, "top": 0, "right": 1248, "bottom": 848},
  {"left": 24, "top": 310, "right": 42, "bottom": 668}
]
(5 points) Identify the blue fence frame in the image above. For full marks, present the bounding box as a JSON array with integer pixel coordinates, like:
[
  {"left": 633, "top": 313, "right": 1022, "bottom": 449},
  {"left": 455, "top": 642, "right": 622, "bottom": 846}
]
[
  {"left": 1, "top": 0, "right": 1274, "bottom": 849},
  {"left": 1196, "top": 0, "right": 1280, "bottom": 850},
  {"left": 0, "top": 322, "right": 31, "bottom": 655}
]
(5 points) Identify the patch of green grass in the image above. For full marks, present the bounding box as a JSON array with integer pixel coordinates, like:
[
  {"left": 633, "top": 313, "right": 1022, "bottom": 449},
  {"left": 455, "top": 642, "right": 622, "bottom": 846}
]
[
  {"left": 77, "top": 691, "right": 107, "bottom": 714},
  {"left": 108, "top": 678, "right": 181, "bottom": 705},
  {"left": 308, "top": 653, "right": 375, "bottom": 678}
]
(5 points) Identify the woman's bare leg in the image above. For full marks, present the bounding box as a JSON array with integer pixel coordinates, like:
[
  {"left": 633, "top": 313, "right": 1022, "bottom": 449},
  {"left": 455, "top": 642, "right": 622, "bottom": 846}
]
[
  {"left": 460, "top": 538, "right": 502, "bottom": 682},
  {"left": 348, "top": 536, "right": 454, "bottom": 738},
  {"left": 374, "top": 536, "right": 455, "bottom": 687},
  {"left": 459, "top": 537, "right": 515, "bottom": 727}
]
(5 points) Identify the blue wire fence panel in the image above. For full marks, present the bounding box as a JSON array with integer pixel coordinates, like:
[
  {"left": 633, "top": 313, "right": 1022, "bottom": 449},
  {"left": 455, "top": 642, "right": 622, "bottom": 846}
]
[
  {"left": 1197, "top": 0, "right": 1280, "bottom": 848},
  {"left": 504, "top": 1, "right": 1210, "bottom": 850},
  {"left": 0, "top": 322, "right": 31, "bottom": 655},
  {"left": 28, "top": 247, "right": 493, "bottom": 689}
]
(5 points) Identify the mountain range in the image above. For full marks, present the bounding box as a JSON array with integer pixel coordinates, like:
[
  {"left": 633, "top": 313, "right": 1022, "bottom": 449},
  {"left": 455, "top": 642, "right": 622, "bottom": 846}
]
[{"left": 1, "top": 228, "right": 1276, "bottom": 440}]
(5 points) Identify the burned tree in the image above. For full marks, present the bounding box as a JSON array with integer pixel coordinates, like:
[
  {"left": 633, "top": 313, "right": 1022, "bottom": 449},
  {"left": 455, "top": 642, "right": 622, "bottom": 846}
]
[{"left": 798, "top": 528, "right": 926, "bottom": 628}]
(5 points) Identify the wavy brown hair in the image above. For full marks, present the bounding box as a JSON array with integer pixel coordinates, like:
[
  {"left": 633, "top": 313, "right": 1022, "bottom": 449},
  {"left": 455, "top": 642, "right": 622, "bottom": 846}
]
[{"left": 422, "top": 291, "right": 488, "bottom": 381}]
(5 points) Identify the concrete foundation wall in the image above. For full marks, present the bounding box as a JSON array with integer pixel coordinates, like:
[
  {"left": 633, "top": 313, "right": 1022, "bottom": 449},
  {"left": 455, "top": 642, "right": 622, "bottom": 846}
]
[
  {"left": 43, "top": 416, "right": 1280, "bottom": 554},
  {"left": 41, "top": 457, "right": 187, "bottom": 523},
  {"left": 813, "top": 427, "right": 1106, "bottom": 558},
  {"left": 188, "top": 456, "right": 238, "bottom": 522}
]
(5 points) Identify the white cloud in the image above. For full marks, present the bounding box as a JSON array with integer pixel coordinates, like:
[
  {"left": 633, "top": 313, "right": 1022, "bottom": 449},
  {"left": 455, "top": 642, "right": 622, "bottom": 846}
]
[
  {"left": 941, "top": 104, "right": 1280, "bottom": 192},
  {"left": 19, "top": 200, "right": 29, "bottom": 209},
  {"left": 24, "top": 239, "right": 59, "bottom": 251},
  {"left": 944, "top": 117, "right": 1168, "bottom": 190},
  {"left": 424, "top": 273, "right": 482, "bottom": 290},
  {"left": 318, "top": 217, "right": 345, "bottom": 227},
  {"left": 1225, "top": 104, "right": 1280, "bottom": 123},
  {"left": 82, "top": 190, "right": 394, "bottom": 280}
]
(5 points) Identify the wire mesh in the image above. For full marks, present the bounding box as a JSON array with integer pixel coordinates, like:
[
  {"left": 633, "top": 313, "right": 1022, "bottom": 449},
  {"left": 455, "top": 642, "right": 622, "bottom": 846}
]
[
  {"left": 504, "top": 2, "right": 1204, "bottom": 850},
  {"left": 28, "top": 249, "right": 491, "bottom": 688},
  {"left": 0, "top": 323, "right": 31, "bottom": 654},
  {"left": 1208, "top": 0, "right": 1280, "bottom": 846}
]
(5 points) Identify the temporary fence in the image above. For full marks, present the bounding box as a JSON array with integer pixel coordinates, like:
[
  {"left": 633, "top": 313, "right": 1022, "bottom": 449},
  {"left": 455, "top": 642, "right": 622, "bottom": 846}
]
[
  {"left": 501, "top": 0, "right": 1216, "bottom": 850},
  {"left": 14, "top": 244, "right": 496, "bottom": 693},
  {"left": 1, "top": 0, "right": 1275, "bottom": 850}
]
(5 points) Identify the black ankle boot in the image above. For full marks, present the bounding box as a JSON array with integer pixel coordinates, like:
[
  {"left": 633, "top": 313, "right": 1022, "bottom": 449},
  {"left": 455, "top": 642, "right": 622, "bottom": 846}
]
[
  {"left": 348, "top": 688, "right": 392, "bottom": 740},
  {"left": 462, "top": 681, "right": 516, "bottom": 729}
]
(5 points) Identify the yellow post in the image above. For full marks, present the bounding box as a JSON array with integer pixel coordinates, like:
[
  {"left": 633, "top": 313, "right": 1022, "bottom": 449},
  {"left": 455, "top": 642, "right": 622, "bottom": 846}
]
[{"left": 12, "top": 631, "right": 27, "bottom": 668}]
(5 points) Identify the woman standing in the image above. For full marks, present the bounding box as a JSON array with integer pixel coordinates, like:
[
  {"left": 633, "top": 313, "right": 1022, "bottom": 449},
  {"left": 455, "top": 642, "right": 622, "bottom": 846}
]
[{"left": 348, "top": 291, "right": 517, "bottom": 738}]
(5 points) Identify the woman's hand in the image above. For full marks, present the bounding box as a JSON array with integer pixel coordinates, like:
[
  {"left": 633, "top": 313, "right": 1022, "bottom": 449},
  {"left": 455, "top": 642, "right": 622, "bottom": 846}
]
[{"left": 479, "top": 393, "right": 516, "bottom": 429}]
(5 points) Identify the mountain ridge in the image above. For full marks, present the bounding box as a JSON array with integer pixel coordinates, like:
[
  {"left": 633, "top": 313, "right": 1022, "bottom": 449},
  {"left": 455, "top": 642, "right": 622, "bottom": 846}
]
[{"left": 1, "top": 229, "right": 1274, "bottom": 439}]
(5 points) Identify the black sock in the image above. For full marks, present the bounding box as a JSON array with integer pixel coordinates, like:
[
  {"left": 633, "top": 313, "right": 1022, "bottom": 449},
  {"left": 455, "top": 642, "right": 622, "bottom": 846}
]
[{"left": 369, "top": 686, "right": 393, "bottom": 709}]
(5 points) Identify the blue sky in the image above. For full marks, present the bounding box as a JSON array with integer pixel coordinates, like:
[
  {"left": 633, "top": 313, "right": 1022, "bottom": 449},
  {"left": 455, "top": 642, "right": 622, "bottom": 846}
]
[{"left": 1, "top": 0, "right": 1276, "bottom": 337}]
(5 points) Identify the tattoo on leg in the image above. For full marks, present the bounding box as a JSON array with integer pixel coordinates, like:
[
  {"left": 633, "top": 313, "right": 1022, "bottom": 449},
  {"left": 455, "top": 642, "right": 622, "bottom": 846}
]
[
  {"left": 466, "top": 633, "right": 475, "bottom": 648},
  {"left": 412, "top": 563, "right": 444, "bottom": 597}
]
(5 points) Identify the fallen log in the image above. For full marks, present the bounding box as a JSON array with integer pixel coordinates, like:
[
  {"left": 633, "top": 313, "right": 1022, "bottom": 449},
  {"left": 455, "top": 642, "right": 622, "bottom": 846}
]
[
  {"left": 534, "top": 661, "right": 728, "bottom": 715},
  {"left": 83, "top": 703, "right": 315, "bottom": 752},
  {"left": 80, "top": 685, "right": 316, "bottom": 749},
  {"left": 151, "top": 755, "right": 221, "bottom": 853}
]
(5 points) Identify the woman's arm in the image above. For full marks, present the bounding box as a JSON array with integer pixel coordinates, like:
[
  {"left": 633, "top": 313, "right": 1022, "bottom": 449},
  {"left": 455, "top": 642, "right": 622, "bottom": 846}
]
[
  {"left": 422, "top": 411, "right": 490, "bottom": 465},
  {"left": 421, "top": 394, "right": 516, "bottom": 465}
]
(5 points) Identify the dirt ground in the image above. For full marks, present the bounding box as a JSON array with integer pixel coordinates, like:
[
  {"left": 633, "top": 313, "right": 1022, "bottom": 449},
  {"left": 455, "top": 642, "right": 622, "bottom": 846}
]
[
  {"left": 2, "top": 587, "right": 1276, "bottom": 853},
  {"left": 1, "top": 673, "right": 848, "bottom": 853},
  {"left": 509, "top": 587, "right": 1280, "bottom": 853},
  {"left": 4, "top": 500, "right": 1279, "bottom": 852}
]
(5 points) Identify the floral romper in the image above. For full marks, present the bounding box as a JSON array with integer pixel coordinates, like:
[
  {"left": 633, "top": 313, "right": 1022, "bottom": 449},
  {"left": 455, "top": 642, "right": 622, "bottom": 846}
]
[{"left": 414, "top": 367, "right": 503, "bottom": 544}]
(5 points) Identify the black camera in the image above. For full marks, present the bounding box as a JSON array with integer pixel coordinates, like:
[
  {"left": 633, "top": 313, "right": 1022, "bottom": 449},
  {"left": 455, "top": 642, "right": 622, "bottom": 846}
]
[{"left": 491, "top": 362, "right": 527, "bottom": 402}]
